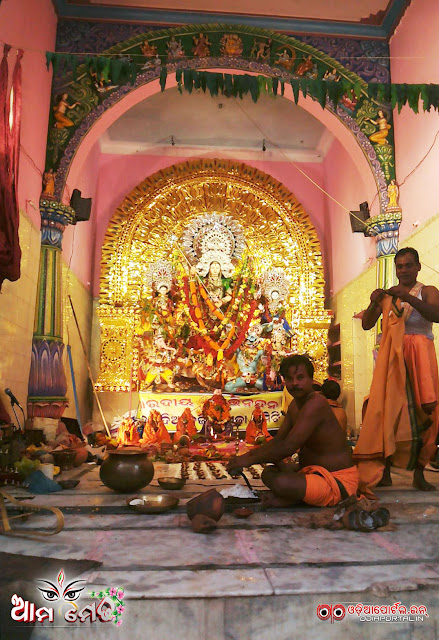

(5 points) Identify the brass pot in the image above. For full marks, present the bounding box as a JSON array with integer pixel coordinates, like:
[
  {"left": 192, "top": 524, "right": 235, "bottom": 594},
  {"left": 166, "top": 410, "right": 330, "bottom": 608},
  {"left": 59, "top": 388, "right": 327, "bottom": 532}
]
[{"left": 100, "top": 448, "right": 154, "bottom": 493}]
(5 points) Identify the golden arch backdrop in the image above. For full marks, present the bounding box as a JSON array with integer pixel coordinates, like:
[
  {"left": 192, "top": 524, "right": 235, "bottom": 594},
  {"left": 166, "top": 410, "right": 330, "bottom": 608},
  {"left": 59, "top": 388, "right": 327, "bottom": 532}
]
[{"left": 97, "top": 159, "right": 332, "bottom": 391}]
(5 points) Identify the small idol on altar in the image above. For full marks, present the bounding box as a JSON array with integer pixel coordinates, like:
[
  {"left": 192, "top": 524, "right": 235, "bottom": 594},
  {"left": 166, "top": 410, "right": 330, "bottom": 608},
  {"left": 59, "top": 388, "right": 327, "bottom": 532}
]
[
  {"left": 117, "top": 417, "right": 140, "bottom": 446},
  {"left": 245, "top": 406, "right": 272, "bottom": 445},
  {"left": 201, "top": 388, "right": 232, "bottom": 437},
  {"left": 140, "top": 409, "right": 171, "bottom": 446},
  {"left": 174, "top": 408, "right": 198, "bottom": 444}
]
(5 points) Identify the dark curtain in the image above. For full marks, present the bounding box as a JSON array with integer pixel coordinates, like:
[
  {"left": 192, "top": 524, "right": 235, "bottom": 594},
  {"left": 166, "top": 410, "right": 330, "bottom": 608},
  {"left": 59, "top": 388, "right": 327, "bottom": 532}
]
[{"left": 0, "top": 44, "right": 23, "bottom": 290}]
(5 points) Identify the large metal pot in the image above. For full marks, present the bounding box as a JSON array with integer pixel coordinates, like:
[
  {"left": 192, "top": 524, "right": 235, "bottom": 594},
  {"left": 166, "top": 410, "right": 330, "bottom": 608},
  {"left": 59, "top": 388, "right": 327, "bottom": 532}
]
[{"left": 100, "top": 448, "right": 154, "bottom": 493}]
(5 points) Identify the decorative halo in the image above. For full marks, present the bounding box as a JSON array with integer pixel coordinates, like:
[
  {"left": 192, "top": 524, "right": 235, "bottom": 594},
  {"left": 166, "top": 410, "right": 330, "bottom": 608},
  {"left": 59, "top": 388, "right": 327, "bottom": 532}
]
[
  {"left": 145, "top": 259, "right": 173, "bottom": 292},
  {"left": 261, "top": 267, "right": 289, "bottom": 301},
  {"left": 180, "top": 213, "right": 245, "bottom": 265}
]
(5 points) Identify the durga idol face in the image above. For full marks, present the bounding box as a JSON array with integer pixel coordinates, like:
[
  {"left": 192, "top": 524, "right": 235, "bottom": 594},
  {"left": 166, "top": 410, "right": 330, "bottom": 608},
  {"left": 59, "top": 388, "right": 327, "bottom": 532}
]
[{"left": 209, "top": 261, "right": 221, "bottom": 278}]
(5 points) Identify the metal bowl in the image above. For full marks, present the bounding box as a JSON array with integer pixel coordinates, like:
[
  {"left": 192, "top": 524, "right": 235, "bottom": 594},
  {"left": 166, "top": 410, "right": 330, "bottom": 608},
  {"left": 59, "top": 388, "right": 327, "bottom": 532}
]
[
  {"left": 157, "top": 476, "right": 186, "bottom": 490},
  {"left": 126, "top": 494, "right": 179, "bottom": 514}
]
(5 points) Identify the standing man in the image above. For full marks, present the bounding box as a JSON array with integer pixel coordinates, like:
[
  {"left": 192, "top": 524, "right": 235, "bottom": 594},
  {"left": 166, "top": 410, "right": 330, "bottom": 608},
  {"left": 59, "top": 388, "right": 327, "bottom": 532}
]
[
  {"left": 227, "top": 355, "right": 358, "bottom": 508},
  {"left": 356, "top": 247, "right": 439, "bottom": 494}
]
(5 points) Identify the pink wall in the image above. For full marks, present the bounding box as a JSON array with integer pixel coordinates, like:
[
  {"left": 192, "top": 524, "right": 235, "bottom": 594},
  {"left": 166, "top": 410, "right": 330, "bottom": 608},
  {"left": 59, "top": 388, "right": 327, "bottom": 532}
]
[
  {"left": 63, "top": 142, "right": 101, "bottom": 288},
  {"left": 92, "top": 153, "right": 328, "bottom": 296},
  {"left": 0, "top": 0, "right": 57, "bottom": 227},
  {"left": 390, "top": 0, "right": 439, "bottom": 239},
  {"left": 323, "top": 138, "right": 376, "bottom": 295}
]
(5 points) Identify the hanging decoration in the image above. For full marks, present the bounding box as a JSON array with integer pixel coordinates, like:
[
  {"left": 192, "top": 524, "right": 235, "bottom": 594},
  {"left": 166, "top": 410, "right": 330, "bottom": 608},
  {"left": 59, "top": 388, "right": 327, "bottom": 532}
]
[
  {"left": 0, "top": 44, "right": 23, "bottom": 290},
  {"left": 45, "top": 50, "right": 439, "bottom": 113}
]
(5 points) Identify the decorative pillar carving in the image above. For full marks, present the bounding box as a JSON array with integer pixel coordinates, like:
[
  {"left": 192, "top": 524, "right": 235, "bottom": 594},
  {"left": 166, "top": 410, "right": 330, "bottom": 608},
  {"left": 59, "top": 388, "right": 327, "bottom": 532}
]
[
  {"left": 365, "top": 181, "right": 402, "bottom": 335},
  {"left": 27, "top": 199, "right": 75, "bottom": 419}
]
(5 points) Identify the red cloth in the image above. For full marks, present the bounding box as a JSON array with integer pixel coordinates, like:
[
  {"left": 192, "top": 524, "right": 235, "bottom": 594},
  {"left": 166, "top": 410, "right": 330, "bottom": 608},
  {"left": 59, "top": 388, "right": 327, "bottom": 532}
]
[
  {"left": 0, "top": 395, "right": 11, "bottom": 423},
  {"left": 0, "top": 45, "right": 22, "bottom": 289}
]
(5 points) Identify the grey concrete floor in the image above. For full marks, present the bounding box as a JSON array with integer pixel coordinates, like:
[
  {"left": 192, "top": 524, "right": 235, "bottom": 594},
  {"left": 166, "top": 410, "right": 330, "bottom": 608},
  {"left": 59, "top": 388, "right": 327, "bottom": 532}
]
[{"left": 1, "top": 462, "right": 439, "bottom": 639}]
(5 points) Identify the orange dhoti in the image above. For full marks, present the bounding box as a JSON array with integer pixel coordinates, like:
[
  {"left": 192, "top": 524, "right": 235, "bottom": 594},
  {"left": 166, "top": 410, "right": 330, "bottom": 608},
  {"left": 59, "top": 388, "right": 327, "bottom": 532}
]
[
  {"left": 354, "top": 295, "right": 439, "bottom": 498},
  {"left": 299, "top": 465, "right": 359, "bottom": 507},
  {"left": 403, "top": 334, "right": 438, "bottom": 466}
]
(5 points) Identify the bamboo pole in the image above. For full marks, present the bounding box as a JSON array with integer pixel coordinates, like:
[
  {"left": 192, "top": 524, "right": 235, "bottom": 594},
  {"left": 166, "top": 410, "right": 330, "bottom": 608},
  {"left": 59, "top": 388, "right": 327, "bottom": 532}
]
[{"left": 68, "top": 295, "right": 111, "bottom": 438}]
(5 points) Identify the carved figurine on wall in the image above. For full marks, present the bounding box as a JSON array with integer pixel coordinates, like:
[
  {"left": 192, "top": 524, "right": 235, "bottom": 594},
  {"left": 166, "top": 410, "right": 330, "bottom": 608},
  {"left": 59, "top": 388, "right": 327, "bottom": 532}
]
[
  {"left": 141, "top": 40, "right": 158, "bottom": 58},
  {"left": 250, "top": 38, "right": 272, "bottom": 60},
  {"left": 192, "top": 33, "right": 211, "bottom": 58},
  {"left": 245, "top": 406, "right": 272, "bottom": 445},
  {"left": 295, "top": 54, "right": 314, "bottom": 77},
  {"left": 275, "top": 49, "right": 295, "bottom": 71},
  {"left": 340, "top": 89, "right": 358, "bottom": 112},
  {"left": 167, "top": 36, "right": 185, "bottom": 60},
  {"left": 220, "top": 34, "right": 243, "bottom": 57},
  {"left": 323, "top": 68, "right": 340, "bottom": 82},
  {"left": 366, "top": 110, "right": 391, "bottom": 145},
  {"left": 42, "top": 169, "right": 56, "bottom": 197},
  {"left": 53, "top": 93, "right": 80, "bottom": 129},
  {"left": 386, "top": 179, "right": 401, "bottom": 212}
]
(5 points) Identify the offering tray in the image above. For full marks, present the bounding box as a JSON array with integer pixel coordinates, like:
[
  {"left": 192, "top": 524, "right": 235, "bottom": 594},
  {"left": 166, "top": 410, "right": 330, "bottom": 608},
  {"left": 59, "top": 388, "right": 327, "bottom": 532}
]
[{"left": 126, "top": 494, "right": 179, "bottom": 514}]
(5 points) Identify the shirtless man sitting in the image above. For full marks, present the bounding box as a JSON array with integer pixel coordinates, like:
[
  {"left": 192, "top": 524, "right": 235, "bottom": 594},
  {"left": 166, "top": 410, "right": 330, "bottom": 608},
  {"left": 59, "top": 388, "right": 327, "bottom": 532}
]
[{"left": 226, "top": 354, "right": 359, "bottom": 507}]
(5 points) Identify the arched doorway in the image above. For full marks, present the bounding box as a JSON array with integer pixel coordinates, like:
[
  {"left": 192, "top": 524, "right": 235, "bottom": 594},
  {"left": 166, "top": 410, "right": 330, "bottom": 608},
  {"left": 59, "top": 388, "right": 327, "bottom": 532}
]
[{"left": 46, "top": 25, "right": 393, "bottom": 212}]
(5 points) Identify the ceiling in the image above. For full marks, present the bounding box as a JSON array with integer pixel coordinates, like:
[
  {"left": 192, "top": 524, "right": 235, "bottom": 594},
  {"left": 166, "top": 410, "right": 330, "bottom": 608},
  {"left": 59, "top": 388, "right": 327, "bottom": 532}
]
[
  {"left": 100, "top": 88, "right": 332, "bottom": 162},
  {"left": 54, "top": 0, "right": 411, "bottom": 39}
]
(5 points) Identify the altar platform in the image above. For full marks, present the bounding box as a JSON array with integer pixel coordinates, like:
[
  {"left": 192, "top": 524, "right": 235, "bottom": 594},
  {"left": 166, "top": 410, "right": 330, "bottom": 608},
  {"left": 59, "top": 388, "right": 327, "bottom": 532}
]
[{"left": 2, "top": 463, "right": 439, "bottom": 639}]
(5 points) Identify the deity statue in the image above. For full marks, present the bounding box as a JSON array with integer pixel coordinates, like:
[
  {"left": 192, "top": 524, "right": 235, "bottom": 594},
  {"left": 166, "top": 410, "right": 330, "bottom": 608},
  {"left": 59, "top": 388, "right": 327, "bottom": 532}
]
[
  {"left": 386, "top": 179, "right": 400, "bottom": 212},
  {"left": 366, "top": 110, "right": 391, "bottom": 145},
  {"left": 53, "top": 93, "right": 80, "bottom": 129},
  {"left": 245, "top": 406, "right": 273, "bottom": 445},
  {"left": 117, "top": 417, "right": 140, "bottom": 446},
  {"left": 275, "top": 49, "right": 295, "bottom": 71},
  {"left": 174, "top": 408, "right": 198, "bottom": 444},
  {"left": 323, "top": 68, "right": 340, "bottom": 82},
  {"left": 201, "top": 389, "right": 232, "bottom": 438},
  {"left": 133, "top": 214, "right": 304, "bottom": 393},
  {"left": 138, "top": 331, "right": 177, "bottom": 391},
  {"left": 250, "top": 38, "right": 272, "bottom": 60},
  {"left": 259, "top": 267, "right": 290, "bottom": 323},
  {"left": 340, "top": 89, "right": 358, "bottom": 112},
  {"left": 140, "top": 409, "right": 171, "bottom": 446},
  {"left": 42, "top": 169, "right": 56, "bottom": 197},
  {"left": 220, "top": 34, "right": 243, "bottom": 57},
  {"left": 179, "top": 214, "right": 256, "bottom": 367},
  {"left": 295, "top": 55, "right": 314, "bottom": 77},
  {"left": 192, "top": 33, "right": 211, "bottom": 58},
  {"left": 224, "top": 323, "right": 267, "bottom": 393},
  {"left": 138, "top": 260, "right": 179, "bottom": 391},
  {"left": 264, "top": 318, "right": 293, "bottom": 390},
  {"left": 141, "top": 40, "right": 158, "bottom": 58},
  {"left": 166, "top": 36, "right": 185, "bottom": 59}
]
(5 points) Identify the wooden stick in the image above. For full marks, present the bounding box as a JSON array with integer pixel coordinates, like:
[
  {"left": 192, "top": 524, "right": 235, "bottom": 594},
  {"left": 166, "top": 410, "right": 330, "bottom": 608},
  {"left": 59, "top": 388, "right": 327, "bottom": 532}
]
[{"left": 68, "top": 295, "right": 111, "bottom": 438}]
